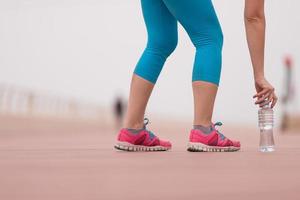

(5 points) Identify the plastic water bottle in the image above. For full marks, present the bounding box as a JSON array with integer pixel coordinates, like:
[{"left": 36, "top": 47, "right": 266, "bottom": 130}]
[{"left": 258, "top": 104, "right": 275, "bottom": 152}]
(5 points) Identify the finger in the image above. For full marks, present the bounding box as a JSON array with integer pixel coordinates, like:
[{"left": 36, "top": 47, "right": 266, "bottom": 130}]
[
  {"left": 255, "top": 92, "right": 272, "bottom": 104},
  {"left": 254, "top": 87, "right": 275, "bottom": 98},
  {"left": 259, "top": 94, "right": 273, "bottom": 107},
  {"left": 271, "top": 95, "right": 278, "bottom": 108},
  {"left": 260, "top": 93, "right": 273, "bottom": 107},
  {"left": 253, "top": 88, "right": 268, "bottom": 98},
  {"left": 253, "top": 88, "right": 269, "bottom": 98}
]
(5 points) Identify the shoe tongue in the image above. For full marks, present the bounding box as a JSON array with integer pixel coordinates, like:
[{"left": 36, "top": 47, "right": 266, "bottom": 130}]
[
  {"left": 148, "top": 130, "right": 156, "bottom": 139},
  {"left": 218, "top": 131, "right": 226, "bottom": 140},
  {"left": 214, "top": 122, "right": 223, "bottom": 127}
]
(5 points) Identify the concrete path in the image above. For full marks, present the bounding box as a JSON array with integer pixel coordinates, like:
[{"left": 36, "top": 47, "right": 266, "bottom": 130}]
[{"left": 0, "top": 115, "right": 299, "bottom": 200}]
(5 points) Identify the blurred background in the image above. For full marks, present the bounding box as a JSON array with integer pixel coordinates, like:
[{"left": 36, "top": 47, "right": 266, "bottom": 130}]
[
  {"left": 1, "top": 1, "right": 300, "bottom": 199},
  {"left": 0, "top": 0, "right": 299, "bottom": 129}
]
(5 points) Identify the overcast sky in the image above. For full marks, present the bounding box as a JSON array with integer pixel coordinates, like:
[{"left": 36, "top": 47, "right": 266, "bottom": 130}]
[{"left": 0, "top": 0, "right": 299, "bottom": 125}]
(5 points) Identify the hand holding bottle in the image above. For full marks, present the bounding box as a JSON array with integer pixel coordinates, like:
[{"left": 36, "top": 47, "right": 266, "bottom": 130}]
[{"left": 253, "top": 77, "right": 278, "bottom": 108}]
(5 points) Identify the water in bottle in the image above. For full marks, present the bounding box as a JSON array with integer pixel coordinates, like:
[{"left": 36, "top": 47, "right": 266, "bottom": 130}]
[{"left": 258, "top": 104, "right": 275, "bottom": 152}]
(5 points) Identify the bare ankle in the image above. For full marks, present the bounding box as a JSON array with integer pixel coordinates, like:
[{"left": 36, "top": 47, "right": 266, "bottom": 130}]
[
  {"left": 124, "top": 120, "right": 144, "bottom": 129},
  {"left": 193, "top": 120, "right": 213, "bottom": 127}
]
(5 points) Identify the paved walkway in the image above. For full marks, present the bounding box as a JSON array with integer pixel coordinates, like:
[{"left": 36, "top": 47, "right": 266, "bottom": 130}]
[{"left": 0, "top": 115, "right": 299, "bottom": 200}]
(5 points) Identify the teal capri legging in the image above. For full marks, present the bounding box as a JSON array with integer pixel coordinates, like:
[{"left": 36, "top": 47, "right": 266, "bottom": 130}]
[{"left": 134, "top": 0, "right": 223, "bottom": 86}]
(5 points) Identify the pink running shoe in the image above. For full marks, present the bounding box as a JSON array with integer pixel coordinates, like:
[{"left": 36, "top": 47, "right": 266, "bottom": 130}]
[
  {"left": 114, "top": 118, "right": 172, "bottom": 151},
  {"left": 187, "top": 122, "right": 240, "bottom": 152}
]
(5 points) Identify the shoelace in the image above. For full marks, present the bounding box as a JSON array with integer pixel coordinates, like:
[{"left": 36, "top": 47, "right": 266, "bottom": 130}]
[
  {"left": 214, "top": 122, "right": 226, "bottom": 140},
  {"left": 143, "top": 118, "right": 156, "bottom": 139}
]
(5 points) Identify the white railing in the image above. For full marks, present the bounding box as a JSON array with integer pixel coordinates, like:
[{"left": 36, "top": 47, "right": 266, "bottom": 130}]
[{"left": 0, "top": 83, "right": 108, "bottom": 122}]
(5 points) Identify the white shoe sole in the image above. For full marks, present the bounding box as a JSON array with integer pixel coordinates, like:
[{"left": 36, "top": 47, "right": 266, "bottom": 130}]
[
  {"left": 114, "top": 142, "right": 171, "bottom": 152},
  {"left": 187, "top": 142, "right": 240, "bottom": 152}
]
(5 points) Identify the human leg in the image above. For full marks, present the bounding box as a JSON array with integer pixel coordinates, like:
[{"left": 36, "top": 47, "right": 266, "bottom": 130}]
[
  {"left": 124, "top": 0, "right": 178, "bottom": 129},
  {"left": 162, "top": 0, "right": 223, "bottom": 126},
  {"left": 162, "top": 0, "right": 240, "bottom": 151}
]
